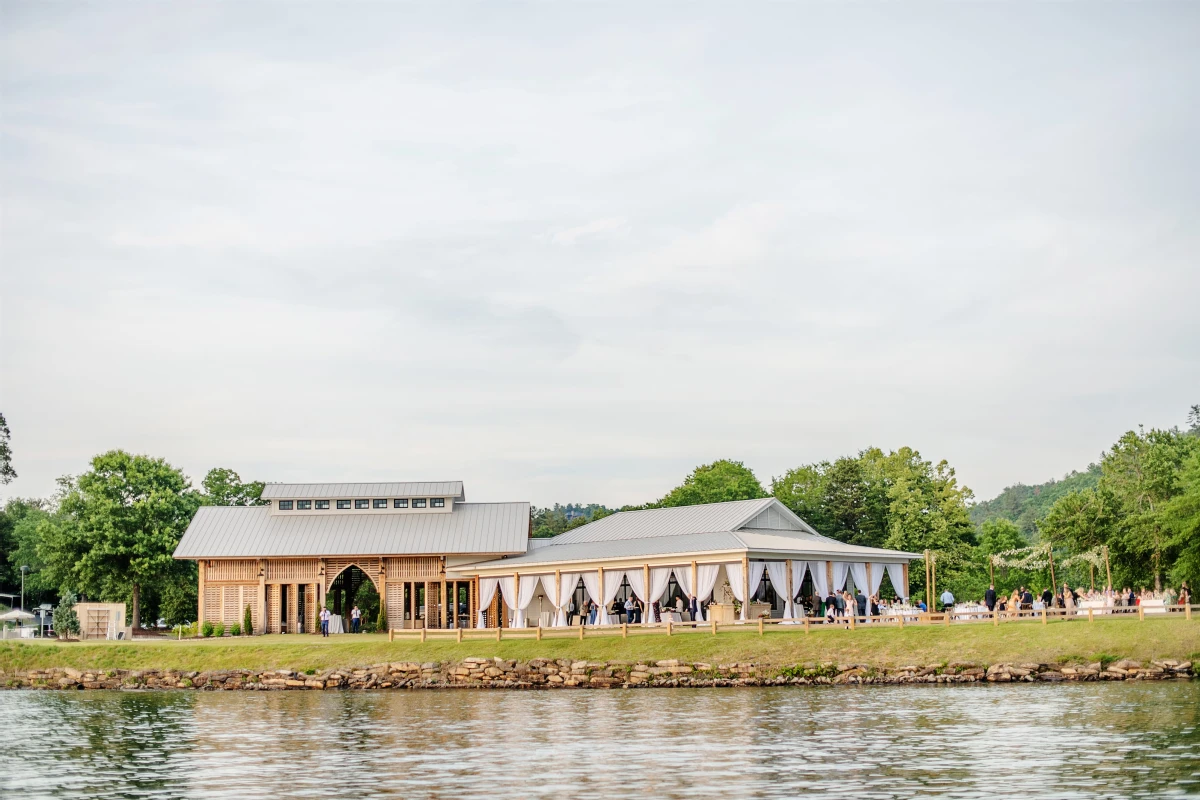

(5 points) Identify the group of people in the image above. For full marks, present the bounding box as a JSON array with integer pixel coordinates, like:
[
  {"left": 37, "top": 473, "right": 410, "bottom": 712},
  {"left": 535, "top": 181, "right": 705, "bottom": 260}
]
[
  {"left": 317, "top": 604, "right": 363, "bottom": 636},
  {"left": 977, "top": 580, "right": 1193, "bottom": 616},
  {"left": 566, "top": 594, "right": 704, "bottom": 626}
]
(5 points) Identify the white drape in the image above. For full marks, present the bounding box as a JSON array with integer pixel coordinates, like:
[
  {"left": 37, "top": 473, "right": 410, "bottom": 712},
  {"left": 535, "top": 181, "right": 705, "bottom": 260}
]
[
  {"left": 498, "top": 576, "right": 518, "bottom": 626},
  {"left": 791, "top": 561, "right": 808, "bottom": 600},
  {"left": 764, "top": 562, "right": 794, "bottom": 621},
  {"left": 808, "top": 562, "right": 830, "bottom": 599},
  {"left": 477, "top": 577, "right": 499, "bottom": 629},
  {"left": 675, "top": 567, "right": 692, "bottom": 598},
  {"left": 885, "top": 563, "right": 906, "bottom": 601},
  {"left": 746, "top": 562, "right": 765, "bottom": 620},
  {"left": 849, "top": 562, "right": 868, "bottom": 595},
  {"left": 598, "top": 570, "right": 625, "bottom": 625},
  {"left": 832, "top": 562, "right": 850, "bottom": 591},
  {"left": 579, "top": 572, "right": 601, "bottom": 624},
  {"left": 647, "top": 568, "right": 672, "bottom": 622},
  {"left": 512, "top": 575, "right": 542, "bottom": 628},
  {"left": 868, "top": 563, "right": 885, "bottom": 602},
  {"left": 695, "top": 564, "right": 721, "bottom": 621},
  {"left": 625, "top": 569, "right": 646, "bottom": 620},
  {"left": 725, "top": 563, "right": 746, "bottom": 615},
  {"left": 555, "top": 573, "right": 578, "bottom": 627}
]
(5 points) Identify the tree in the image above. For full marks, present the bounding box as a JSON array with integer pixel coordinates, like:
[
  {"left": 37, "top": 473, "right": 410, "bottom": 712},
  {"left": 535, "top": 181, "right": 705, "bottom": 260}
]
[
  {"left": 43, "top": 451, "right": 200, "bottom": 629},
  {"left": 771, "top": 463, "right": 831, "bottom": 531},
  {"left": 1100, "top": 427, "right": 1197, "bottom": 590},
  {"left": 54, "top": 589, "right": 79, "bottom": 639},
  {"left": 656, "top": 460, "right": 767, "bottom": 507},
  {"left": 200, "top": 468, "right": 266, "bottom": 506},
  {"left": 0, "top": 412, "right": 15, "bottom": 485},
  {"left": 1038, "top": 487, "right": 1119, "bottom": 555},
  {"left": 1161, "top": 448, "right": 1200, "bottom": 590}
]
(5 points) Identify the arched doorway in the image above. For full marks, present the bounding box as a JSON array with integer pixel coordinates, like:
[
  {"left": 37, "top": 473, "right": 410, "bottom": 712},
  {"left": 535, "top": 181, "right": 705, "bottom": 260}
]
[{"left": 327, "top": 565, "right": 380, "bottom": 632}]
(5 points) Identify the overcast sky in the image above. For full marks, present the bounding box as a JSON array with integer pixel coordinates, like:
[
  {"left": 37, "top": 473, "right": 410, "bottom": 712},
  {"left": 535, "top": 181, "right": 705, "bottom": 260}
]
[{"left": 2, "top": 3, "right": 1197, "bottom": 507}]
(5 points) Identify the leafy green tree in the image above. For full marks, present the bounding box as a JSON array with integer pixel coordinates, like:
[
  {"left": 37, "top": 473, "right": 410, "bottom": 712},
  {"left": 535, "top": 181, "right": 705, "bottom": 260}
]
[
  {"left": 1161, "top": 448, "right": 1200, "bottom": 590},
  {"left": 771, "top": 463, "right": 831, "bottom": 531},
  {"left": 42, "top": 451, "right": 200, "bottom": 629},
  {"left": 158, "top": 576, "right": 198, "bottom": 626},
  {"left": 0, "top": 412, "right": 15, "bottom": 485},
  {"left": 970, "top": 466, "right": 1101, "bottom": 538},
  {"left": 54, "top": 589, "right": 79, "bottom": 639},
  {"left": 3, "top": 498, "right": 57, "bottom": 607},
  {"left": 656, "top": 460, "right": 767, "bottom": 507},
  {"left": 200, "top": 468, "right": 266, "bottom": 506},
  {"left": 1100, "top": 426, "right": 1197, "bottom": 590},
  {"left": 1038, "top": 487, "right": 1119, "bottom": 555}
]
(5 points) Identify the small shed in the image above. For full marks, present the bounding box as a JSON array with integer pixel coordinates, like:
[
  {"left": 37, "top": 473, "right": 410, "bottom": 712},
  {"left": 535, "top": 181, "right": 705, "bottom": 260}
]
[{"left": 74, "top": 602, "right": 131, "bottom": 640}]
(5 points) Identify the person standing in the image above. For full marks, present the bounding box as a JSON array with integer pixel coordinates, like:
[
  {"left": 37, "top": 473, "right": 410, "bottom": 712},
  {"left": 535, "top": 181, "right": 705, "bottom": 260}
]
[
  {"left": 985, "top": 584, "right": 997, "bottom": 612},
  {"left": 940, "top": 588, "right": 955, "bottom": 613},
  {"left": 320, "top": 606, "right": 331, "bottom": 637},
  {"left": 624, "top": 595, "right": 636, "bottom": 624},
  {"left": 855, "top": 589, "right": 868, "bottom": 619},
  {"left": 350, "top": 605, "right": 361, "bottom": 634}
]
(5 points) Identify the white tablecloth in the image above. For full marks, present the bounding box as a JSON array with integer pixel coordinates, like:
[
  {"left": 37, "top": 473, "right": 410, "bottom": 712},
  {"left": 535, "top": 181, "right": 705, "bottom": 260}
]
[{"left": 327, "top": 614, "right": 344, "bottom": 634}]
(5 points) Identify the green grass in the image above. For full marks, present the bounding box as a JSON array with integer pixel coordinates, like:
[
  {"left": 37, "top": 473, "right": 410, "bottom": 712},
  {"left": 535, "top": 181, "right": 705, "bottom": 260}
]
[{"left": 2, "top": 618, "right": 1197, "bottom": 674}]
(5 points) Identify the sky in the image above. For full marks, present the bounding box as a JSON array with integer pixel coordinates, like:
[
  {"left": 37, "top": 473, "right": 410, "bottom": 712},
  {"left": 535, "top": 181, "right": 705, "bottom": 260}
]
[{"left": 2, "top": 3, "right": 1198, "bottom": 507}]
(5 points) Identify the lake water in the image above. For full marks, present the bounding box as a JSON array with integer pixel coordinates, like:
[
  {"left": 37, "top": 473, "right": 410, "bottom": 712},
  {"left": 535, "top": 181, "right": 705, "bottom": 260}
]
[{"left": 2, "top": 683, "right": 1198, "bottom": 799}]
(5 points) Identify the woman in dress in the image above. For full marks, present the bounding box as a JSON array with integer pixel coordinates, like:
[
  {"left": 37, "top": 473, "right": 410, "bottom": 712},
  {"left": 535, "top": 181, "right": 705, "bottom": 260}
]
[{"left": 1063, "top": 582, "right": 1076, "bottom": 617}]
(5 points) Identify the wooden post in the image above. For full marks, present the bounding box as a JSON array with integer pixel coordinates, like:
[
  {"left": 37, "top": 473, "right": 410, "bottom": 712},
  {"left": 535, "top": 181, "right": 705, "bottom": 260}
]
[
  {"left": 259, "top": 559, "right": 268, "bottom": 635},
  {"left": 897, "top": 612, "right": 904, "bottom": 629},
  {"left": 757, "top": 617, "right": 763, "bottom": 637},
  {"left": 865, "top": 562, "right": 872, "bottom": 614},
  {"left": 993, "top": 608, "right": 999, "bottom": 627},
  {"left": 1104, "top": 545, "right": 1113, "bottom": 590},
  {"left": 924, "top": 550, "right": 931, "bottom": 611},
  {"left": 849, "top": 612, "right": 856, "bottom": 630},
  {"left": 379, "top": 559, "right": 388, "bottom": 630},
  {"left": 785, "top": 559, "right": 794, "bottom": 621},
  {"left": 930, "top": 553, "right": 937, "bottom": 611},
  {"left": 389, "top": 628, "right": 394, "bottom": 642},
  {"left": 1088, "top": 608, "right": 1094, "bottom": 624},
  {"left": 643, "top": 564, "right": 651, "bottom": 625},
  {"left": 1041, "top": 608, "right": 1047, "bottom": 625},
  {"left": 1139, "top": 604, "right": 1145, "bottom": 621},
  {"left": 742, "top": 556, "right": 750, "bottom": 620},
  {"left": 198, "top": 560, "right": 206, "bottom": 626},
  {"left": 497, "top": 626, "right": 502, "bottom": 641},
  {"left": 512, "top": 572, "right": 520, "bottom": 629},
  {"left": 1186, "top": 603, "right": 1192, "bottom": 621},
  {"left": 902, "top": 562, "right": 910, "bottom": 602},
  {"left": 622, "top": 623, "right": 627, "bottom": 639},
  {"left": 711, "top": 617, "right": 717, "bottom": 636},
  {"left": 536, "top": 625, "right": 542, "bottom": 641},
  {"left": 595, "top": 566, "right": 604, "bottom": 625},
  {"left": 826, "top": 561, "right": 834, "bottom": 603},
  {"left": 667, "top": 618, "right": 673, "bottom": 636},
  {"left": 554, "top": 570, "right": 561, "bottom": 627},
  {"left": 691, "top": 560, "right": 698, "bottom": 621},
  {"left": 420, "top": 626, "right": 426, "bottom": 643},
  {"left": 409, "top": 580, "right": 416, "bottom": 630},
  {"left": 456, "top": 627, "right": 463, "bottom": 643},
  {"left": 804, "top": 617, "right": 810, "bottom": 634},
  {"left": 944, "top": 607, "right": 950, "bottom": 626},
  {"left": 579, "top": 623, "right": 584, "bottom": 640}
]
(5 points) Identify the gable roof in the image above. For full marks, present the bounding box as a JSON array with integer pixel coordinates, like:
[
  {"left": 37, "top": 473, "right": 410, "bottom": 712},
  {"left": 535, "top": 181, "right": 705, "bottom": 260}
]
[
  {"left": 550, "top": 497, "right": 801, "bottom": 545},
  {"left": 260, "top": 482, "right": 464, "bottom": 500},
  {"left": 173, "top": 501, "right": 527, "bottom": 558}
]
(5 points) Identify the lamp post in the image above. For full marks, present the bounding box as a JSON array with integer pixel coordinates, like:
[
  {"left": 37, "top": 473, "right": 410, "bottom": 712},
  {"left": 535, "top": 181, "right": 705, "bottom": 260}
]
[{"left": 20, "top": 566, "right": 29, "bottom": 611}]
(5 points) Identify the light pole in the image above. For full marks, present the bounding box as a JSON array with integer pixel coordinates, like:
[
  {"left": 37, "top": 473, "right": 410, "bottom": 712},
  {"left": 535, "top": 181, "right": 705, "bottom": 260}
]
[{"left": 20, "top": 566, "right": 30, "bottom": 611}]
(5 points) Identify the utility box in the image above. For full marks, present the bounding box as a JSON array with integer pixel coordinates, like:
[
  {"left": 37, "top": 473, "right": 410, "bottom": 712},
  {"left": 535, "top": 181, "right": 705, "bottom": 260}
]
[{"left": 74, "top": 603, "right": 132, "bottom": 640}]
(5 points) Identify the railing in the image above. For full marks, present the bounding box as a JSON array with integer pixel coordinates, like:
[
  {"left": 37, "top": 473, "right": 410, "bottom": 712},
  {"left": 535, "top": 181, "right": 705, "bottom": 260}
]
[{"left": 387, "top": 603, "right": 1197, "bottom": 641}]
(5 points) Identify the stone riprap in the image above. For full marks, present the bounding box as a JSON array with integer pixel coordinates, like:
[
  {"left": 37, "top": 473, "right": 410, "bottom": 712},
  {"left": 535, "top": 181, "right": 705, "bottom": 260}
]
[{"left": 1, "top": 658, "right": 1194, "bottom": 690}]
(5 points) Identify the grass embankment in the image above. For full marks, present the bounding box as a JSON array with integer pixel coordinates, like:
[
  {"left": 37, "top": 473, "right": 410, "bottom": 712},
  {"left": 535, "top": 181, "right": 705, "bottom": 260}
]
[{"left": 2, "top": 618, "right": 1198, "bottom": 674}]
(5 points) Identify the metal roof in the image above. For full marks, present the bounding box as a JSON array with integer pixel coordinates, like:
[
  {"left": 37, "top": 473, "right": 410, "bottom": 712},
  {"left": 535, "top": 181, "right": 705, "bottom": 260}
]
[
  {"left": 483, "top": 531, "right": 746, "bottom": 568},
  {"left": 551, "top": 498, "right": 778, "bottom": 544},
  {"left": 260, "top": 482, "right": 464, "bottom": 500},
  {"left": 173, "top": 502, "right": 527, "bottom": 558}
]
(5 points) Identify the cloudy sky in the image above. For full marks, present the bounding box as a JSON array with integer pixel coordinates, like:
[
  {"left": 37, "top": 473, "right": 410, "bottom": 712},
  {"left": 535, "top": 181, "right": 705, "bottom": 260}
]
[{"left": 2, "top": 3, "right": 1197, "bottom": 507}]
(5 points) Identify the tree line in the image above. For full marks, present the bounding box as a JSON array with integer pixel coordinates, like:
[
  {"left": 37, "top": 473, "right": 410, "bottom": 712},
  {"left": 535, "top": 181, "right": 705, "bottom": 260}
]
[{"left": 2, "top": 406, "right": 1196, "bottom": 625}]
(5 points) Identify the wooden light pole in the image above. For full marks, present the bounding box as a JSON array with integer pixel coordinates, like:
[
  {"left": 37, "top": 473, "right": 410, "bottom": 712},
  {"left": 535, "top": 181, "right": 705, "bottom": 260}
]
[
  {"left": 1104, "top": 545, "right": 1113, "bottom": 590},
  {"left": 924, "top": 550, "right": 932, "bottom": 610}
]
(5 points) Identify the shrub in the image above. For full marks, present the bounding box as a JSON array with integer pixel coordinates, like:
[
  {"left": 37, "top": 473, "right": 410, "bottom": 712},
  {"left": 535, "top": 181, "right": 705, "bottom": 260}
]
[
  {"left": 243, "top": 605, "right": 253, "bottom": 636},
  {"left": 201, "top": 621, "right": 214, "bottom": 638},
  {"left": 214, "top": 622, "right": 226, "bottom": 637},
  {"left": 229, "top": 623, "right": 241, "bottom": 637},
  {"left": 54, "top": 590, "right": 81, "bottom": 640},
  {"left": 376, "top": 604, "right": 387, "bottom": 632}
]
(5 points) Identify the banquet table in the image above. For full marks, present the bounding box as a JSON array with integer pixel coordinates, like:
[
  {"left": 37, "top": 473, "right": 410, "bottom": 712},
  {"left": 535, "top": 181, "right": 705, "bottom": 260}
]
[
  {"left": 1141, "top": 599, "right": 1168, "bottom": 614},
  {"left": 1077, "top": 599, "right": 1111, "bottom": 615},
  {"left": 953, "top": 604, "right": 990, "bottom": 619},
  {"left": 327, "top": 614, "right": 345, "bottom": 634}
]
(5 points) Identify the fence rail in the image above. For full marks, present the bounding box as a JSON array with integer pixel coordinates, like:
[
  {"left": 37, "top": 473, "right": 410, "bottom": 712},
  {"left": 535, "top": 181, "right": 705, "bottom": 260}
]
[{"left": 387, "top": 603, "right": 1197, "bottom": 642}]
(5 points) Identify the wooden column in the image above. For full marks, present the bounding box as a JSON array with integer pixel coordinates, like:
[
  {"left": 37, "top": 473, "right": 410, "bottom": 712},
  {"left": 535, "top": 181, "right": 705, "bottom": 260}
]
[
  {"left": 785, "top": 559, "right": 794, "bottom": 618},
  {"left": 441, "top": 578, "right": 448, "bottom": 628},
  {"left": 690, "top": 560, "right": 698, "bottom": 602},
  {"left": 742, "top": 556, "right": 750, "bottom": 620},
  {"left": 902, "top": 563, "right": 910, "bottom": 601},
  {"left": 409, "top": 581, "right": 416, "bottom": 629},
  {"left": 554, "top": 571, "right": 562, "bottom": 626},
  {"left": 513, "top": 572, "right": 520, "bottom": 628},
  {"left": 643, "top": 564, "right": 651, "bottom": 623},
  {"left": 596, "top": 566, "right": 604, "bottom": 624},
  {"left": 865, "top": 563, "right": 873, "bottom": 618},
  {"left": 825, "top": 561, "right": 834, "bottom": 597},
  {"left": 198, "top": 560, "right": 206, "bottom": 624},
  {"left": 378, "top": 558, "right": 387, "bottom": 629},
  {"left": 258, "top": 560, "right": 267, "bottom": 635}
]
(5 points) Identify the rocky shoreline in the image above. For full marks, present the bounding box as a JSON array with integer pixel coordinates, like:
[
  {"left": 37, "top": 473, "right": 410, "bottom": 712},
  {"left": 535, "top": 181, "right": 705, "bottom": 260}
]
[{"left": 2, "top": 657, "right": 1195, "bottom": 690}]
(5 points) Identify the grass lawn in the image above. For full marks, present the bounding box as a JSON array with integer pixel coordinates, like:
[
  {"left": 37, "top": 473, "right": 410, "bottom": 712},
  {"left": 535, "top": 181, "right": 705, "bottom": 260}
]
[{"left": 2, "top": 618, "right": 1198, "bottom": 674}]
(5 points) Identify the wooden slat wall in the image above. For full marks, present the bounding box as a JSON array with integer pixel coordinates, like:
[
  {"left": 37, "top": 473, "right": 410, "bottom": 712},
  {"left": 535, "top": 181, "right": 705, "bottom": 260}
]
[
  {"left": 384, "top": 557, "right": 441, "bottom": 579},
  {"left": 203, "top": 586, "right": 221, "bottom": 623},
  {"left": 325, "top": 557, "right": 382, "bottom": 591},
  {"left": 268, "top": 585, "right": 281, "bottom": 634},
  {"left": 206, "top": 560, "right": 259, "bottom": 582},
  {"left": 386, "top": 584, "right": 406, "bottom": 630},
  {"left": 266, "top": 559, "right": 319, "bottom": 582}
]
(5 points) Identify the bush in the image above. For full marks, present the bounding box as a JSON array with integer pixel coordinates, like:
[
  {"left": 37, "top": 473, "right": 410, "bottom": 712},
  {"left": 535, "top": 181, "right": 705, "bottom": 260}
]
[
  {"left": 243, "top": 605, "right": 253, "bottom": 636},
  {"left": 174, "top": 622, "right": 198, "bottom": 638},
  {"left": 201, "top": 620, "right": 214, "bottom": 638},
  {"left": 376, "top": 604, "right": 387, "bottom": 632},
  {"left": 214, "top": 622, "right": 226, "bottom": 637},
  {"left": 229, "top": 623, "right": 241, "bottom": 637}
]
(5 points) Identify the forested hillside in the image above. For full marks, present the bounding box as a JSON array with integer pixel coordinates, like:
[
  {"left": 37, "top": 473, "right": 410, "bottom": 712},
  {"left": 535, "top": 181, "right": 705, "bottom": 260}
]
[{"left": 969, "top": 465, "right": 1101, "bottom": 539}]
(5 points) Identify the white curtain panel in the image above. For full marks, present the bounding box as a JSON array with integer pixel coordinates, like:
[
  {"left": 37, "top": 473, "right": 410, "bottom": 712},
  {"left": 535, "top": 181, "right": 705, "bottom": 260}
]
[
  {"left": 555, "top": 573, "right": 578, "bottom": 627},
  {"left": 674, "top": 567, "right": 693, "bottom": 598},
  {"left": 765, "top": 561, "right": 794, "bottom": 621},
  {"left": 476, "top": 577, "right": 499, "bottom": 629},
  {"left": 598, "top": 570, "right": 625, "bottom": 625},
  {"left": 832, "top": 562, "right": 850, "bottom": 592},
  {"left": 885, "top": 563, "right": 906, "bottom": 602},
  {"left": 724, "top": 563, "right": 752, "bottom": 621},
  {"left": 849, "top": 563, "right": 868, "bottom": 603},
  {"left": 744, "top": 562, "right": 765, "bottom": 620},
  {"left": 498, "top": 576, "right": 518, "bottom": 626},
  {"left": 579, "top": 571, "right": 601, "bottom": 624},
  {"left": 695, "top": 564, "right": 721, "bottom": 621},
  {"left": 807, "top": 562, "right": 830, "bottom": 599},
  {"left": 648, "top": 568, "right": 673, "bottom": 622},
  {"left": 869, "top": 563, "right": 886, "bottom": 601},
  {"left": 512, "top": 575, "right": 542, "bottom": 628},
  {"left": 791, "top": 561, "right": 808, "bottom": 601}
]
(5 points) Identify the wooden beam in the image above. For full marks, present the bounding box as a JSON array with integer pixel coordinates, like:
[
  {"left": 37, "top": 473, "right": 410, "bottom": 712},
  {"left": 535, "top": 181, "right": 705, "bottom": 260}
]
[
  {"left": 198, "top": 560, "right": 206, "bottom": 625},
  {"left": 596, "top": 566, "right": 604, "bottom": 624},
  {"left": 785, "top": 559, "right": 793, "bottom": 620},
  {"left": 742, "top": 556, "right": 750, "bottom": 620},
  {"left": 513, "top": 572, "right": 520, "bottom": 629},
  {"left": 258, "top": 559, "right": 267, "bottom": 635},
  {"left": 643, "top": 564, "right": 651, "bottom": 624},
  {"left": 690, "top": 560, "right": 698, "bottom": 621},
  {"left": 554, "top": 570, "right": 561, "bottom": 627}
]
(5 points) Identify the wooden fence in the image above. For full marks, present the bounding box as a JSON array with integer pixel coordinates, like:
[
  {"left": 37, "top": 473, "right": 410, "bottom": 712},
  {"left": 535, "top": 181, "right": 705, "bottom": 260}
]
[{"left": 388, "top": 603, "right": 1196, "bottom": 642}]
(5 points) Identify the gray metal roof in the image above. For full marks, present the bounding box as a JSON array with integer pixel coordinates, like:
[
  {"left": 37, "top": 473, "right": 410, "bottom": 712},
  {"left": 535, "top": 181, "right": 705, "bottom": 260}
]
[
  {"left": 174, "top": 502, "right": 527, "bottom": 558},
  {"left": 551, "top": 498, "right": 778, "bottom": 544},
  {"left": 260, "top": 482, "right": 464, "bottom": 500},
  {"left": 470, "top": 507, "right": 922, "bottom": 572}
]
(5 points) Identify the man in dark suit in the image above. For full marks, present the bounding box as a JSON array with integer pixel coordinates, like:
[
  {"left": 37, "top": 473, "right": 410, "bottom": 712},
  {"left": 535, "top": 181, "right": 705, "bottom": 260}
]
[
  {"left": 688, "top": 595, "right": 699, "bottom": 622},
  {"left": 1041, "top": 587, "right": 1053, "bottom": 607},
  {"left": 1022, "top": 588, "right": 1034, "bottom": 609},
  {"left": 855, "top": 590, "right": 868, "bottom": 618},
  {"left": 985, "top": 584, "right": 997, "bottom": 612}
]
